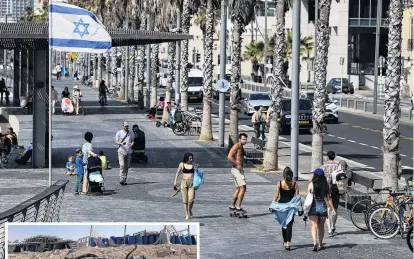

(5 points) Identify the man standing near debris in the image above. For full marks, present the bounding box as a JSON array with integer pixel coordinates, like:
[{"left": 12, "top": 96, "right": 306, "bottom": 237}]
[{"left": 227, "top": 133, "right": 248, "bottom": 213}]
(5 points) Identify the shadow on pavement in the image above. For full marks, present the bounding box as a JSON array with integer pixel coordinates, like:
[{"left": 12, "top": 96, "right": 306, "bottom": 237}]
[{"left": 337, "top": 154, "right": 379, "bottom": 160}]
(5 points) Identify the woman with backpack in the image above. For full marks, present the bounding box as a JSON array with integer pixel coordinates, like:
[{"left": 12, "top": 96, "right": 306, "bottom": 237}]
[{"left": 304, "top": 168, "right": 335, "bottom": 251}]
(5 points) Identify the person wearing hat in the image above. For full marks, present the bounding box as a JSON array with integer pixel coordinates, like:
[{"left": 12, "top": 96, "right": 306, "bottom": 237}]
[
  {"left": 320, "top": 150, "right": 339, "bottom": 236},
  {"left": 115, "top": 122, "right": 134, "bottom": 185},
  {"left": 74, "top": 148, "right": 86, "bottom": 195},
  {"left": 306, "top": 168, "right": 335, "bottom": 251}
]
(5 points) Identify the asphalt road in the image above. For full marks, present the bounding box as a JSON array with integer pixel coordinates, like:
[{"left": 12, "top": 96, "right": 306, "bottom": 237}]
[{"left": 177, "top": 90, "right": 413, "bottom": 172}]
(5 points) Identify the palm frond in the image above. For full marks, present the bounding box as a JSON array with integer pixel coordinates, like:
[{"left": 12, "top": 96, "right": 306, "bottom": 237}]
[{"left": 228, "top": 0, "right": 256, "bottom": 25}]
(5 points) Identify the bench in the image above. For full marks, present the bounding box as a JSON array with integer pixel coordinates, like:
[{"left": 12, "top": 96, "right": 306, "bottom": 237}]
[
  {"left": 343, "top": 172, "right": 383, "bottom": 210},
  {"left": 251, "top": 137, "right": 266, "bottom": 150}
]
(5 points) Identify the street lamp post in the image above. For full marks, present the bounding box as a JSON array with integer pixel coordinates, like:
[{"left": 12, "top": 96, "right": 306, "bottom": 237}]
[
  {"left": 373, "top": 0, "right": 382, "bottom": 114},
  {"left": 291, "top": 0, "right": 301, "bottom": 181},
  {"left": 263, "top": 0, "right": 268, "bottom": 88},
  {"left": 218, "top": 0, "right": 228, "bottom": 147}
]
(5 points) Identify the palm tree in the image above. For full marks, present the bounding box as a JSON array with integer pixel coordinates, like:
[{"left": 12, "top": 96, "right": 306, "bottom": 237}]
[
  {"left": 136, "top": 1, "right": 148, "bottom": 109},
  {"left": 194, "top": 7, "right": 220, "bottom": 50},
  {"left": 243, "top": 41, "right": 264, "bottom": 77},
  {"left": 227, "top": 0, "right": 257, "bottom": 149},
  {"left": 262, "top": 0, "right": 287, "bottom": 171},
  {"left": 162, "top": 42, "right": 177, "bottom": 123},
  {"left": 180, "top": 0, "right": 200, "bottom": 111},
  {"left": 199, "top": 0, "right": 220, "bottom": 141},
  {"left": 383, "top": 0, "right": 403, "bottom": 191},
  {"left": 311, "top": 0, "right": 332, "bottom": 170}
]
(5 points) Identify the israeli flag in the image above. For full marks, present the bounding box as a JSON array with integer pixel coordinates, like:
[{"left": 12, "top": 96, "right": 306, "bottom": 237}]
[{"left": 49, "top": 3, "right": 112, "bottom": 53}]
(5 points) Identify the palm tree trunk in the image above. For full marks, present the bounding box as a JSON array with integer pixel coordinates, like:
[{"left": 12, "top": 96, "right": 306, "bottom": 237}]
[
  {"left": 98, "top": 54, "right": 103, "bottom": 84},
  {"left": 105, "top": 52, "right": 110, "bottom": 88},
  {"left": 199, "top": 0, "right": 214, "bottom": 141},
  {"left": 263, "top": 0, "right": 285, "bottom": 171},
  {"left": 150, "top": 44, "right": 159, "bottom": 107},
  {"left": 311, "top": 0, "right": 332, "bottom": 170},
  {"left": 111, "top": 48, "right": 118, "bottom": 89},
  {"left": 137, "top": 17, "right": 147, "bottom": 109},
  {"left": 383, "top": 0, "right": 403, "bottom": 192},
  {"left": 180, "top": 0, "right": 192, "bottom": 111},
  {"left": 162, "top": 42, "right": 176, "bottom": 123},
  {"left": 92, "top": 54, "right": 97, "bottom": 87},
  {"left": 128, "top": 46, "right": 136, "bottom": 104},
  {"left": 119, "top": 47, "right": 126, "bottom": 100},
  {"left": 229, "top": 18, "right": 243, "bottom": 148}
]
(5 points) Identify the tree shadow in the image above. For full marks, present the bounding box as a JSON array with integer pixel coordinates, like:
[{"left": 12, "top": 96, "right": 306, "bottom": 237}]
[
  {"left": 300, "top": 141, "right": 343, "bottom": 146},
  {"left": 338, "top": 154, "right": 379, "bottom": 160},
  {"left": 192, "top": 215, "right": 224, "bottom": 219}
]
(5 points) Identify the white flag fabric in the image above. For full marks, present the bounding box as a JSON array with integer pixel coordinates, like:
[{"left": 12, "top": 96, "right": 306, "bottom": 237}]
[{"left": 49, "top": 3, "right": 112, "bottom": 53}]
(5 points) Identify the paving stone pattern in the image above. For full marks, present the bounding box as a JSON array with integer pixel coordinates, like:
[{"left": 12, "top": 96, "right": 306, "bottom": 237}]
[{"left": 0, "top": 78, "right": 410, "bottom": 258}]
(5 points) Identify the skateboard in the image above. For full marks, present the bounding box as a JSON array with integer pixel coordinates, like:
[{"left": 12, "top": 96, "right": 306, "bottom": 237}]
[{"left": 229, "top": 209, "right": 248, "bottom": 218}]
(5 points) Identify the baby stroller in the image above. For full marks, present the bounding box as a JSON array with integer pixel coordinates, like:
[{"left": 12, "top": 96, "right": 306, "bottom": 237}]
[
  {"left": 87, "top": 156, "right": 105, "bottom": 195},
  {"left": 131, "top": 125, "right": 148, "bottom": 163}
]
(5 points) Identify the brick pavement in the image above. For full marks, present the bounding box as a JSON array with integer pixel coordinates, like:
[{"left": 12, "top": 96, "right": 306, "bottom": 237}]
[{"left": 0, "top": 78, "right": 410, "bottom": 258}]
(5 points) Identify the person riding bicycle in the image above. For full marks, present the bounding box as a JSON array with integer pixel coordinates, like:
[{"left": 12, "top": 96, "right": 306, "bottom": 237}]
[{"left": 98, "top": 80, "right": 109, "bottom": 106}]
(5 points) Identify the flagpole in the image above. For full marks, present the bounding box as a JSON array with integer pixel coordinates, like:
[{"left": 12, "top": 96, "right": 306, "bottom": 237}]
[{"left": 48, "top": 0, "right": 53, "bottom": 186}]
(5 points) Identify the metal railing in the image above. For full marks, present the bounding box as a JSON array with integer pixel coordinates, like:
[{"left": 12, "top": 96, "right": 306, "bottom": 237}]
[
  {"left": 333, "top": 97, "right": 413, "bottom": 120},
  {"left": 241, "top": 81, "right": 314, "bottom": 93},
  {"left": 0, "top": 180, "right": 68, "bottom": 259}
]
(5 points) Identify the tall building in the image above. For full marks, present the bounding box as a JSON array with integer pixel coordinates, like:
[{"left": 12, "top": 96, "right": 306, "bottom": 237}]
[{"left": 0, "top": 0, "right": 33, "bottom": 22}]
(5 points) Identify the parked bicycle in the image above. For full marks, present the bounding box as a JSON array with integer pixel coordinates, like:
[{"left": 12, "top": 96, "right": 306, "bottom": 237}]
[
  {"left": 172, "top": 108, "right": 202, "bottom": 135},
  {"left": 108, "top": 86, "right": 120, "bottom": 99}
]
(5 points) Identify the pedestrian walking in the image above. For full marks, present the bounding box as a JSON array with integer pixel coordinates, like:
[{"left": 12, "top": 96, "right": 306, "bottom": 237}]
[
  {"left": 51, "top": 86, "right": 58, "bottom": 114},
  {"left": 81, "top": 132, "right": 98, "bottom": 193},
  {"left": 227, "top": 133, "right": 248, "bottom": 214},
  {"left": 304, "top": 168, "right": 335, "bottom": 251},
  {"left": 115, "top": 122, "right": 134, "bottom": 185},
  {"left": 271, "top": 167, "right": 300, "bottom": 250},
  {"left": 0, "top": 78, "right": 6, "bottom": 105},
  {"left": 251, "top": 106, "right": 266, "bottom": 140},
  {"left": 72, "top": 86, "right": 82, "bottom": 115},
  {"left": 320, "top": 150, "right": 339, "bottom": 236},
  {"left": 174, "top": 153, "right": 196, "bottom": 220},
  {"left": 74, "top": 149, "right": 86, "bottom": 195},
  {"left": 55, "top": 63, "right": 62, "bottom": 80}
]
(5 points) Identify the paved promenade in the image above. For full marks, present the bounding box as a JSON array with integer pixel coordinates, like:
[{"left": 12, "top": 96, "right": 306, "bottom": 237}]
[{"left": 0, "top": 78, "right": 410, "bottom": 258}]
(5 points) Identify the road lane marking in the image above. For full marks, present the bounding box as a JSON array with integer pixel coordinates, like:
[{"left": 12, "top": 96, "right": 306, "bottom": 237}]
[
  {"left": 348, "top": 140, "right": 356, "bottom": 143},
  {"left": 348, "top": 124, "right": 413, "bottom": 140},
  {"left": 337, "top": 137, "right": 345, "bottom": 140},
  {"left": 359, "top": 143, "right": 367, "bottom": 146},
  {"left": 370, "top": 145, "right": 380, "bottom": 149},
  {"left": 400, "top": 154, "right": 407, "bottom": 157}
]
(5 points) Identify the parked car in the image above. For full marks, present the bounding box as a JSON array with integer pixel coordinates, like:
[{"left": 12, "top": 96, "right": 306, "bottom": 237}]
[
  {"left": 243, "top": 92, "right": 272, "bottom": 115},
  {"left": 326, "top": 78, "right": 354, "bottom": 94},
  {"left": 300, "top": 92, "right": 339, "bottom": 123},
  {"left": 278, "top": 98, "right": 313, "bottom": 134}
]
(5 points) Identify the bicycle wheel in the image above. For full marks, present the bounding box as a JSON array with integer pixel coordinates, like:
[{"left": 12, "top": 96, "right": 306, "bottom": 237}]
[
  {"left": 407, "top": 226, "right": 413, "bottom": 252},
  {"left": 172, "top": 122, "right": 188, "bottom": 135},
  {"left": 369, "top": 207, "right": 400, "bottom": 239},
  {"left": 365, "top": 202, "right": 386, "bottom": 230},
  {"left": 350, "top": 199, "right": 375, "bottom": 231}
]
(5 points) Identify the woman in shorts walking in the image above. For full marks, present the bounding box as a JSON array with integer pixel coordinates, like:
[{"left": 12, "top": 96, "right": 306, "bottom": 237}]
[{"left": 174, "top": 153, "right": 196, "bottom": 220}]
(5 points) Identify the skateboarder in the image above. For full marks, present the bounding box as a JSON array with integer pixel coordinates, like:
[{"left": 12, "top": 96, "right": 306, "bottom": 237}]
[{"left": 227, "top": 133, "right": 248, "bottom": 214}]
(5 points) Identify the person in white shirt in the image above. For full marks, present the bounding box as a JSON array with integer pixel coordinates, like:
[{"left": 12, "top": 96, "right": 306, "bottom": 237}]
[
  {"left": 115, "top": 122, "right": 134, "bottom": 185},
  {"left": 55, "top": 64, "right": 62, "bottom": 80},
  {"left": 51, "top": 86, "right": 58, "bottom": 114}
]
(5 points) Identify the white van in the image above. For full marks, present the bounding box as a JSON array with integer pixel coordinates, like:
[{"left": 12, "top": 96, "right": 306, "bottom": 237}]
[{"left": 187, "top": 69, "right": 204, "bottom": 101}]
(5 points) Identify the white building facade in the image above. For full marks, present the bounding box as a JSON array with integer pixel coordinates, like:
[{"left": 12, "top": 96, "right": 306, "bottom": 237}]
[{"left": 0, "top": 0, "right": 33, "bottom": 22}]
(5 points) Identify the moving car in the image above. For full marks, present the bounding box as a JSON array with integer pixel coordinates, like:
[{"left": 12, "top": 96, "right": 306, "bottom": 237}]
[
  {"left": 187, "top": 69, "right": 204, "bottom": 102},
  {"left": 327, "top": 78, "right": 354, "bottom": 94},
  {"left": 243, "top": 92, "right": 272, "bottom": 115},
  {"left": 300, "top": 92, "right": 339, "bottom": 123},
  {"left": 278, "top": 98, "right": 313, "bottom": 134}
]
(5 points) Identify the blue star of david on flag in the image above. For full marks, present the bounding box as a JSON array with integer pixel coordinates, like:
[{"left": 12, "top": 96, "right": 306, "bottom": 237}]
[
  {"left": 73, "top": 18, "right": 89, "bottom": 38},
  {"left": 49, "top": 3, "right": 111, "bottom": 53}
]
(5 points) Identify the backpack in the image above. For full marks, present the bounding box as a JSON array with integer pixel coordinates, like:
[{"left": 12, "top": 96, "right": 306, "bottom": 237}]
[
  {"left": 174, "top": 110, "right": 183, "bottom": 122},
  {"left": 332, "top": 168, "right": 348, "bottom": 194}
]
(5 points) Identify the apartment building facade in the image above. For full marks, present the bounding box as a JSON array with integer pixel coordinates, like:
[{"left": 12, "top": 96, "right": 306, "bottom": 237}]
[{"left": 0, "top": 0, "right": 33, "bottom": 22}]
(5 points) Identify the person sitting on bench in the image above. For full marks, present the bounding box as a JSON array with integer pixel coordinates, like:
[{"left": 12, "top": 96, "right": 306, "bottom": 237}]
[{"left": 15, "top": 142, "right": 33, "bottom": 165}]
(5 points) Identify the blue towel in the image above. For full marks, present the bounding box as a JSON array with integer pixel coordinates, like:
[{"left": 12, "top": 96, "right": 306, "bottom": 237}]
[{"left": 269, "top": 195, "right": 301, "bottom": 229}]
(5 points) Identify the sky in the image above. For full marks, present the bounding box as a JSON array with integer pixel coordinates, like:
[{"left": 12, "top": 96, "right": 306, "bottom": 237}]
[{"left": 7, "top": 224, "right": 198, "bottom": 242}]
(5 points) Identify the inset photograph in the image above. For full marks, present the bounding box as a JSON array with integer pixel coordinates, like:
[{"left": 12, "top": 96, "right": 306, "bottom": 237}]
[{"left": 6, "top": 223, "right": 198, "bottom": 259}]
